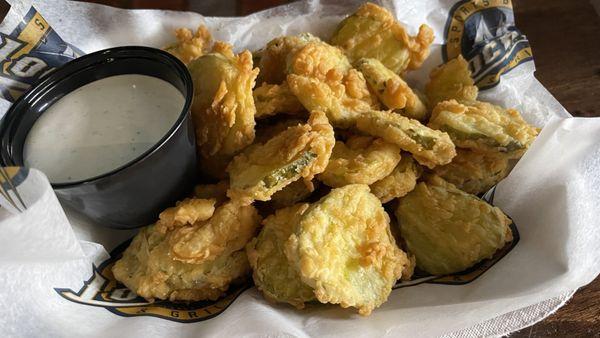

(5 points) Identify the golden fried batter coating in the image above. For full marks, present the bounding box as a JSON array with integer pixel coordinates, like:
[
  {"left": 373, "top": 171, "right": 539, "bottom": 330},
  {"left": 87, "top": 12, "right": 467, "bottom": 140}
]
[
  {"left": 227, "top": 111, "right": 335, "bottom": 204},
  {"left": 258, "top": 33, "right": 321, "bottom": 84},
  {"left": 425, "top": 55, "right": 478, "bottom": 108},
  {"left": 285, "top": 40, "right": 351, "bottom": 80},
  {"left": 164, "top": 25, "right": 212, "bottom": 65},
  {"left": 193, "top": 181, "right": 229, "bottom": 205},
  {"left": 169, "top": 201, "right": 261, "bottom": 264},
  {"left": 395, "top": 176, "right": 512, "bottom": 275},
  {"left": 246, "top": 204, "right": 315, "bottom": 308},
  {"left": 112, "top": 224, "right": 251, "bottom": 302},
  {"left": 331, "top": 3, "right": 434, "bottom": 73},
  {"left": 433, "top": 149, "right": 509, "bottom": 195},
  {"left": 285, "top": 40, "right": 378, "bottom": 128},
  {"left": 318, "top": 136, "right": 401, "bottom": 187},
  {"left": 356, "top": 58, "right": 428, "bottom": 121},
  {"left": 356, "top": 110, "right": 456, "bottom": 168},
  {"left": 285, "top": 184, "right": 410, "bottom": 315},
  {"left": 155, "top": 198, "right": 216, "bottom": 234},
  {"left": 189, "top": 44, "right": 259, "bottom": 160},
  {"left": 370, "top": 154, "right": 421, "bottom": 203},
  {"left": 253, "top": 83, "right": 304, "bottom": 119},
  {"left": 428, "top": 100, "right": 539, "bottom": 158},
  {"left": 269, "top": 179, "right": 316, "bottom": 209}
]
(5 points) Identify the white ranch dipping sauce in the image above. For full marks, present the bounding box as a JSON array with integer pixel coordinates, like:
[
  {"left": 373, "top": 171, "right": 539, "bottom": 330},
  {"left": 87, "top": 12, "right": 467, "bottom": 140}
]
[{"left": 24, "top": 74, "right": 185, "bottom": 184}]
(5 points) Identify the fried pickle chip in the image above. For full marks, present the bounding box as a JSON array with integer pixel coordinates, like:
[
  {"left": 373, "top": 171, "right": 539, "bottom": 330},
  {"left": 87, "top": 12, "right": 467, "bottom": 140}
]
[
  {"left": 188, "top": 44, "right": 258, "bottom": 160},
  {"left": 330, "top": 3, "right": 434, "bottom": 73},
  {"left": 285, "top": 184, "right": 410, "bottom": 315},
  {"left": 112, "top": 224, "right": 251, "bottom": 302},
  {"left": 356, "top": 58, "right": 428, "bottom": 121},
  {"left": 156, "top": 198, "right": 216, "bottom": 233},
  {"left": 258, "top": 33, "right": 321, "bottom": 84},
  {"left": 227, "top": 111, "right": 335, "bottom": 204},
  {"left": 428, "top": 100, "right": 539, "bottom": 158},
  {"left": 169, "top": 201, "right": 261, "bottom": 264},
  {"left": 193, "top": 181, "right": 229, "bottom": 205},
  {"left": 356, "top": 110, "right": 456, "bottom": 168},
  {"left": 425, "top": 55, "right": 478, "bottom": 108},
  {"left": 246, "top": 204, "right": 315, "bottom": 308},
  {"left": 269, "top": 179, "right": 317, "bottom": 209},
  {"left": 433, "top": 149, "right": 509, "bottom": 195},
  {"left": 395, "top": 176, "right": 512, "bottom": 275},
  {"left": 370, "top": 154, "right": 421, "bottom": 203},
  {"left": 164, "top": 25, "right": 212, "bottom": 65},
  {"left": 318, "top": 135, "right": 401, "bottom": 187},
  {"left": 286, "top": 41, "right": 377, "bottom": 128},
  {"left": 253, "top": 82, "right": 304, "bottom": 119}
]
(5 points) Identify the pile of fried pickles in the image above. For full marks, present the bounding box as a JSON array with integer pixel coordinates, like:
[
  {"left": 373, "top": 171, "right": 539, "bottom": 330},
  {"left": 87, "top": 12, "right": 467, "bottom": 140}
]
[{"left": 112, "top": 3, "right": 539, "bottom": 316}]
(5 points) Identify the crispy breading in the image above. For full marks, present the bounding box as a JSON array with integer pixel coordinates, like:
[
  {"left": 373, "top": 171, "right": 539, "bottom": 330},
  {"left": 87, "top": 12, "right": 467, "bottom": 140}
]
[
  {"left": 246, "top": 204, "right": 315, "bottom": 308},
  {"left": 155, "top": 198, "right": 216, "bottom": 234},
  {"left": 227, "top": 111, "right": 335, "bottom": 204},
  {"left": 112, "top": 224, "right": 251, "bottom": 302},
  {"left": 285, "top": 184, "right": 410, "bottom": 315},
  {"left": 433, "top": 149, "right": 509, "bottom": 195},
  {"left": 370, "top": 154, "right": 421, "bottom": 203},
  {"left": 425, "top": 55, "right": 478, "bottom": 108},
  {"left": 318, "top": 136, "right": 401, "bottom": 187},
  {"left": 356, "top": 110, "right": 456, "bottom": 168},
  {"left": 428, "top": 99, "right": 539, "bottom": 158},
  {"left": 164, "top": 25, "right": 212, "bottom": 65},
  {"left": 356, "top": 58, "right": 428, "bottom": 121},
  {"left": 188, "top": 44, "right": 259, "bottom": 160},
  {"left": 395, "top": 176, "right": 512, "bottom": 275},
  {"left": 253, "top": 82, "right": 304, "bottom": 119},
  {"left": 287, "top": 41, "right": 378, "bottom": 128},
  {"left": 270, "top": 179, "right": 317, "bottom": 209},
  {"left": 258, "top": 33, "right": 321, "bottom": 84},
  {"left": 330, "top": 3, "right": 434, "bottom": 73},
  {"left": 193, "top": 181, "right": 229, "bottom": 205},
  {"left": 169, "top": 201, "right": 261, "bottom": 264}
]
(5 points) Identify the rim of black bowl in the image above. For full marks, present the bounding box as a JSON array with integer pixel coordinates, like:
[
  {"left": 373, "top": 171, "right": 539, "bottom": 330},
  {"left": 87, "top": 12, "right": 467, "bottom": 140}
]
[{"left": 0, "top": 46, "right": 194, "bottom": 189}]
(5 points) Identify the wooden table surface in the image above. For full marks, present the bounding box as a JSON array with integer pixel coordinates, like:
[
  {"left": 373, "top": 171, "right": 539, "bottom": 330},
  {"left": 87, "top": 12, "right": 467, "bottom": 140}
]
[{"left": 77, "top": 0, "right": 600, "bottom": 336}]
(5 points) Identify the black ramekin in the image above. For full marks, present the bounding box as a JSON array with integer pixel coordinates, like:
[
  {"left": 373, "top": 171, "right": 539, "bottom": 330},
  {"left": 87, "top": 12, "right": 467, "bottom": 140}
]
[{"left": 0, "top": 46, "right": 197, "bottom": 229}]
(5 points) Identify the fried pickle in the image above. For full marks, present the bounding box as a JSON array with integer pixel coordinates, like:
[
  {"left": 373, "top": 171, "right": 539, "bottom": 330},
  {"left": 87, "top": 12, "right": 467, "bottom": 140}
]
[
  {"left": 286, "top": 41, "right": 377, "bottom": 128},
  {"left": 330, "top": 3, "right": 434, "bottom": 73},
  {"left": 168, "top": 200, "right": 261, "bottom": 264},
  {"left": 433, "top": 149, "right": 509, "bottom": 195},
  {"left": 258, "top": 33, "right": 321, "bottom": 84},
  {"left": 246, "top": 204, "right": 315, "bottom": 308},
  {"left": 227, "top": 111, "right": 335, "bottom": 204},
  {"left": 356, "top": 110, "right": 456, "bottom": 168},
  {"left": 318, "top": 135, "right": 401, "bottom": 187},
  {"left": 428, "top": 99, "right": 539, "bottom": 158},
  {"left": 356, "top": 58, "right": 428, "bottom": 121},
  {"left": 425, "top": 55, "right": 478, "bottom": 108},
  {"left": 112, "top": 224, "right": 252, "bottom": 302},
  {"left": 285, "top": 184, "right": 410, "bottom": 315},
  {"left": 155, "top": 198, "right": 216, "bottom": 234},
  {"left": 254, "top": 82, "right": 305, "bottom": 119},
  {"left": 370, "top": 154, "right": 421, "bottom": 203},
  {"left": 188, "top": 43, "right": 258, "bottom": 168},
  {"left": 164, "top": 25, "right": 212, "bottom": 65},
  {"left": 395, "top": 176, "right": 512, "bottom": 275}
]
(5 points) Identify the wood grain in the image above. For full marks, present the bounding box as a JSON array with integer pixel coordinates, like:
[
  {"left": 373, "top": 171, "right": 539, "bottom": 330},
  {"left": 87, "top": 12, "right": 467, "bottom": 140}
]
[{"left": 71, "top": 0, "right": 600, "bottom": 336}]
